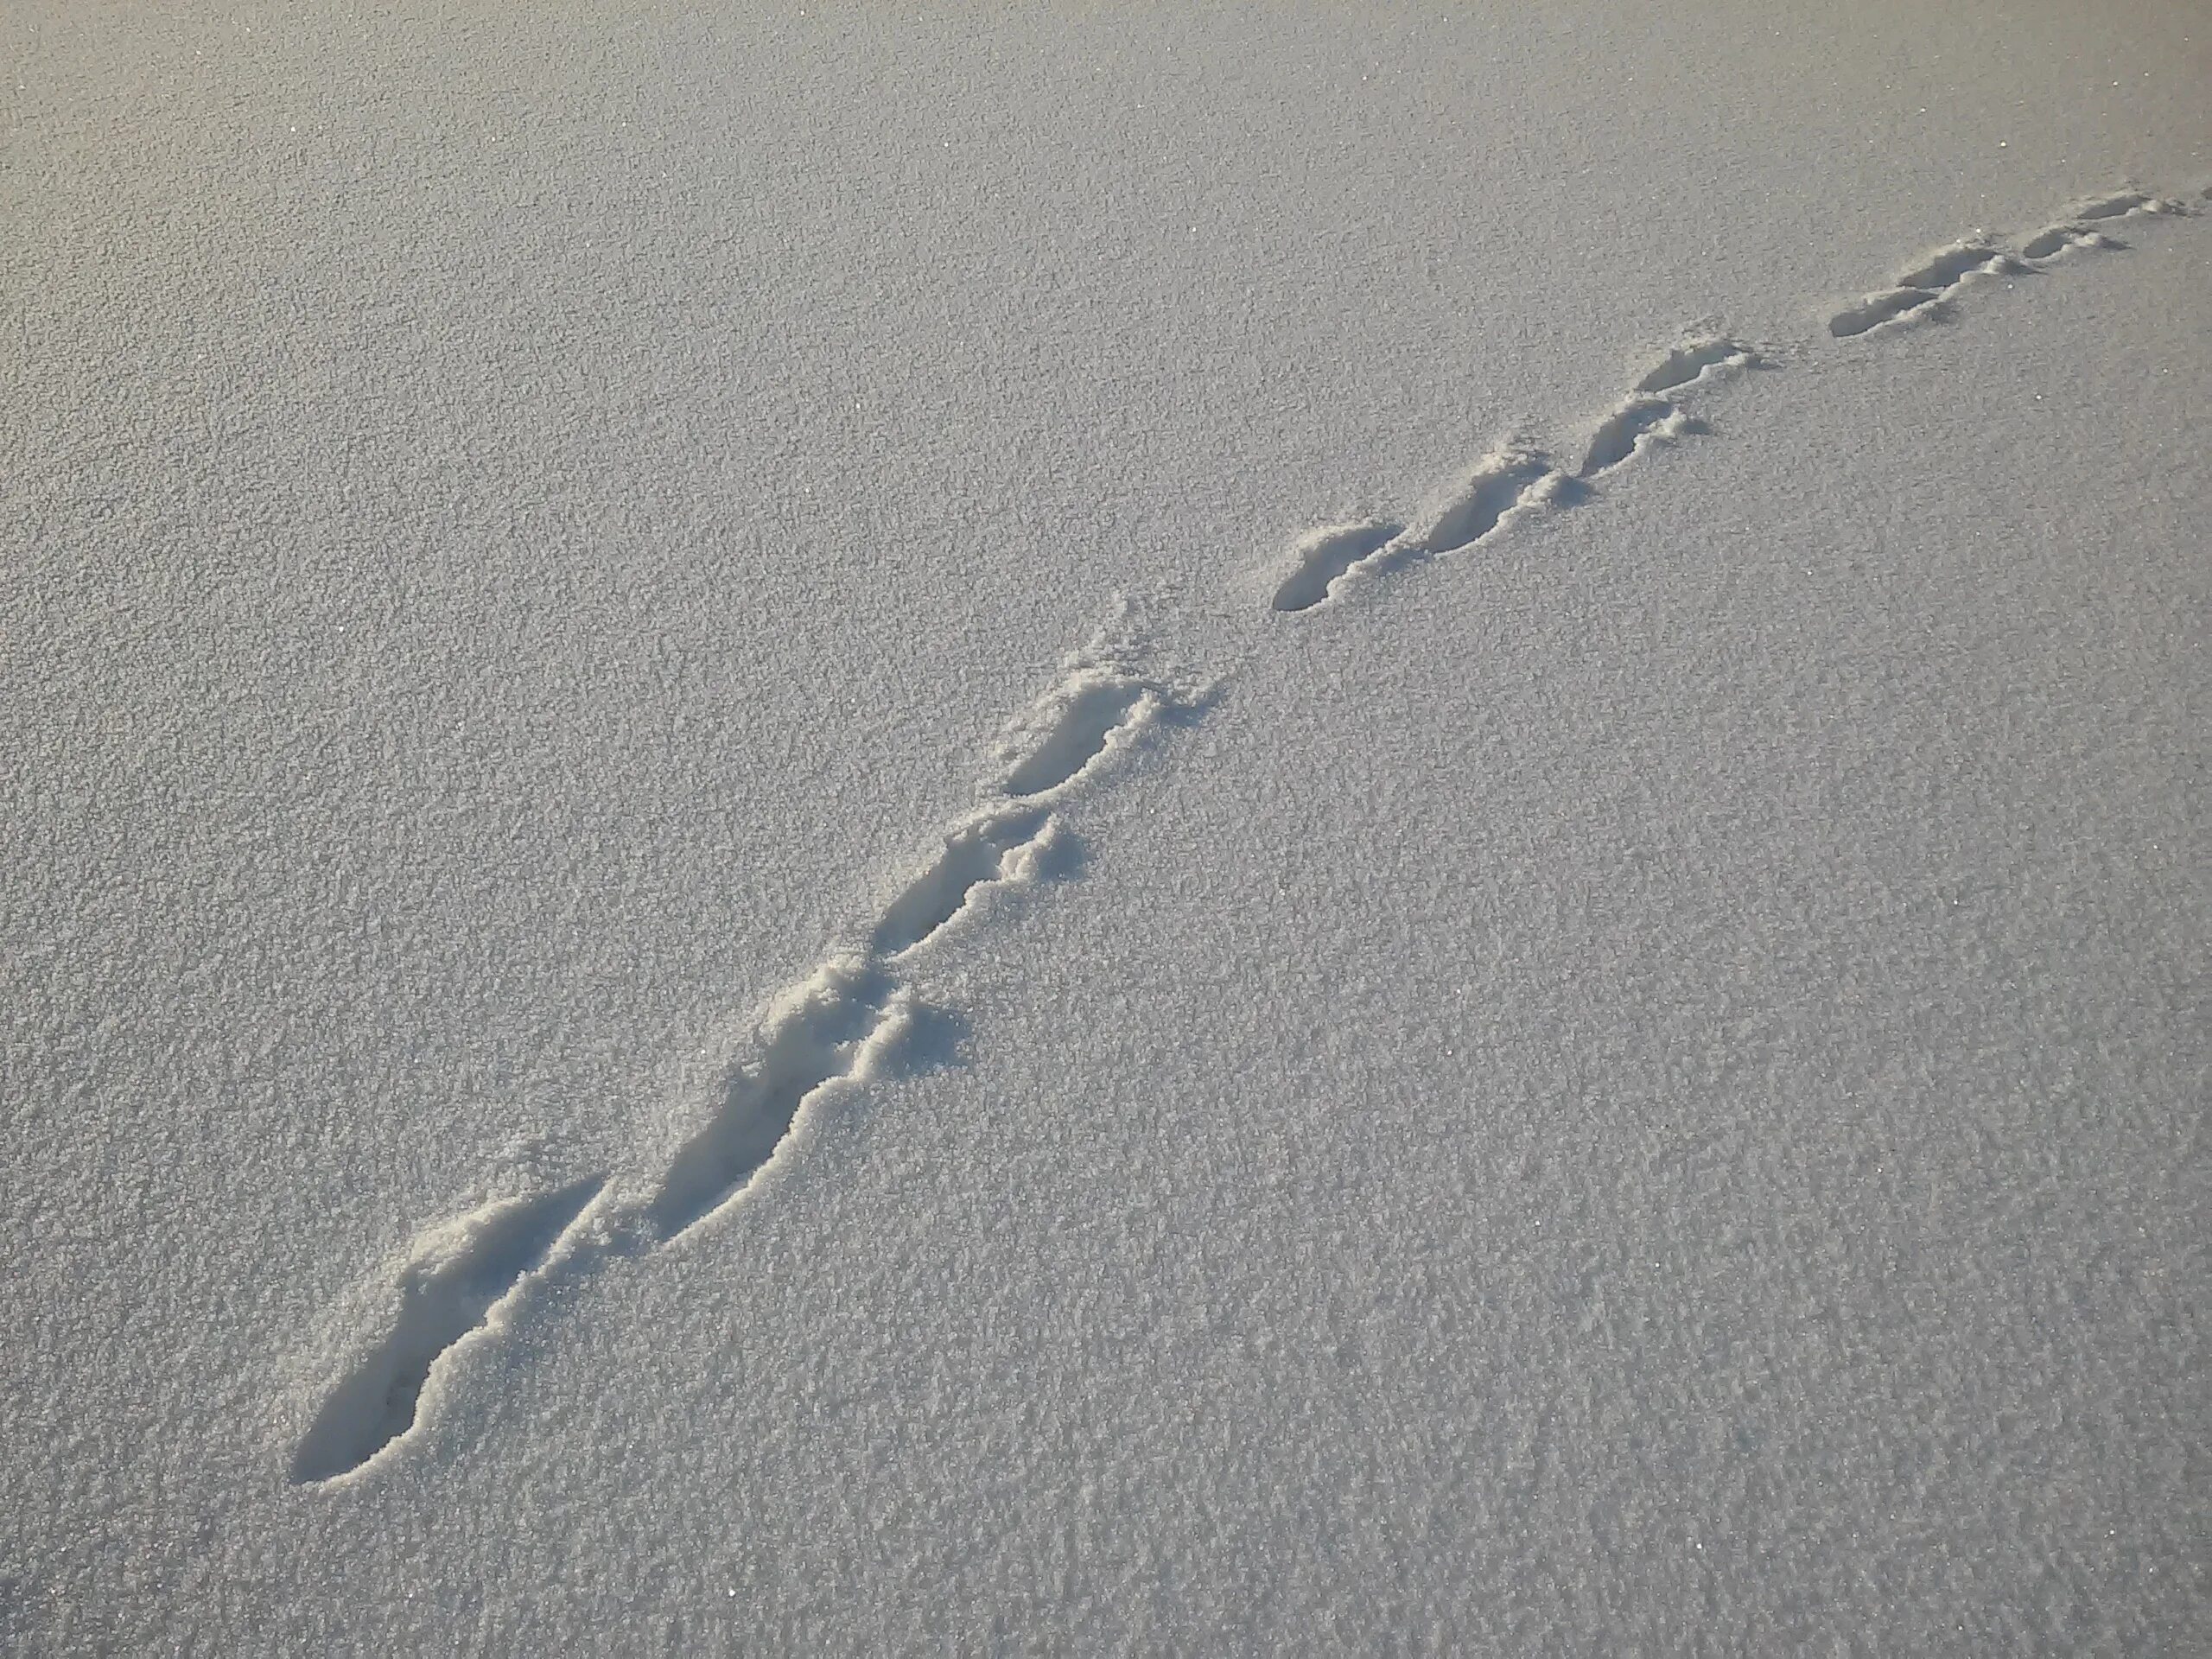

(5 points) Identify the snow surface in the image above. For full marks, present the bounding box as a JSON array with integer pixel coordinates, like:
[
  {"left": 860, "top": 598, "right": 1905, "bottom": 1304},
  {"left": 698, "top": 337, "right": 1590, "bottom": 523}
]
[{"left": 3, "top": 2, "right": 2207, "bottom": 1650}]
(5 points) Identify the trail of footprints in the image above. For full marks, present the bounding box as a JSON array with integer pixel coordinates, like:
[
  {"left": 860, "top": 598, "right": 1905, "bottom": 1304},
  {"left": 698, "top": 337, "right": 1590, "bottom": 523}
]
[
  {"left": 296, "top": 182, "right": 2204, "bottom": 1483},
  {"left": 1829, "top": 190, "right": 2187, "bottom": 338},
  {"left": 295, "top": 644, "right": 1190, "bottom": 1482},
  {"left": 1273, "top": 188, "right": 2201, "bottom": 614},
  {"left": 1270, "top": 338, "right": 1759, "bottom": 613}
]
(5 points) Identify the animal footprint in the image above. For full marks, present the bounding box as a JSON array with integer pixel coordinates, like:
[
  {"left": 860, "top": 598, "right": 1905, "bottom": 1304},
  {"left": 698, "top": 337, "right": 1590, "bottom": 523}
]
[
  {"left": 2019, "top": 192, "right": 2180, "bottom": 258},
  {"left": 1829, "top": 238, "right": 2019, "bottom": 338},
  {"left": 1635, "top": 338, "right": 1758, "bottom": 395},
  {"left": 870, "top": 806, "right": 1057, "bottom": 958},
  {"left": 1271, "top": 518, "right": 1404, "bottom": 613},
  {"left": 645, "top": 963, "right": 907, "bottom": 1243},
  {"left": 292, "top": 1176, "right": 605, "bottom": 1483},
  {"left": 1407, "top": 450, "right": 1559, "bottom": 556},
  {"left": 1265, "top": 454, "right": 1555, "bottom": 619},
  {"left": 1832, "top": 192, "right": 2191, "bottom": 337},
  {"left": 1268, "top": 340, "right": 1757, "bottom": 614},
  {"left": 1581, "top": 339, "right": 1755, "bottom": 476},
  {"left": 2071, "top": 189, "right": 2175, "bottom": 221},
  {"left": 1578, "top": 397, "right": 1702, "bottom": 478},
  {"left": 2019, "top": 226, "right": 2121, "bottom": 260},
  {"left": 997, "top": 669, "right": 1157, "bottom": 798}
]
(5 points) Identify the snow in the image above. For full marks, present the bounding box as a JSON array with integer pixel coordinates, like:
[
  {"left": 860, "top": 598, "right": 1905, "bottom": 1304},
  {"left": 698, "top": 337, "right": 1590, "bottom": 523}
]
[{"left": 3, "top": 2, "right": 2205, "bottom": 1649}]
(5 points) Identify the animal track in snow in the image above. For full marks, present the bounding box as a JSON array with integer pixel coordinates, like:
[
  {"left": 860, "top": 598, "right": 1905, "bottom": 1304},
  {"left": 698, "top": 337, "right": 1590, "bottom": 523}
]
[
  {"left": 292, "top": 1177, "right": 605, "bottom": 1483},
  {"left": 1832, "top": 188, "right": 2191, "bottom": 336},
  {"left": 645, "top": 962, "right": 908, "bottom": 1242},
  {"left": 1270, "top": 339, "right": 1756, "bottom": 613},
  {"left": 1585, "top": 338, "right": 1756, "bottom": 477},
  {"left": 639, "top": 651, "right": 1173, "bottom": 1244},
  {"left": 1827, "top": 238, "right": 2021, "bottom": 337},
  {"left": 294, "top": 638, "right": 1192, "bottom": 1476},
  {"left": 870, "top": 807, "right": 1055, "bottom": 959},
  {"left": 2072, "top": 188, "right": 2174, "bottom": 221},
  {"left": 1900, "top": 242, "right": 2023, "bottom": 291},
  {"left": 1268, "top": 450, "right": 1567, "bottom": 614},
  {"left": 1271, "top": 519, "right": 1404, "bottom": 613},
  {"left": 2018, "top": 225, "right": 2122, "bottom": 261},
  {"left": 1635, "top": 338, "right": 1758, "bottom": 395},
  {"left": 296, "top": 178, "right": 2201, "bottom": 1485},
  {"left": 2018, "top": 193, "right": 2182, "bottom": 257},
  {"left": 997, "top": 669, "right": 1158, "bottom": 798},
  {"left": 1407, "top": 450, "right": 1560, "bottom": 556},
  {"left": 1577, "top": 397, "right": 1705, "bottom": 479}
]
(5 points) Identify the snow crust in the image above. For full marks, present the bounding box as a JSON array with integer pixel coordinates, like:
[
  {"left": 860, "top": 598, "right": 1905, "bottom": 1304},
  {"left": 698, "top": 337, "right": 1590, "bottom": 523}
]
[{"left": 3, "top": 1, "right": 2206, "bottom": 1649}]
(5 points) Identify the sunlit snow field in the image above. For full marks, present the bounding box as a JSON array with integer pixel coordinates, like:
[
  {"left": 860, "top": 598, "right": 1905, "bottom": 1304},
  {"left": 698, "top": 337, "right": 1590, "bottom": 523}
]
[{"left": 3, "top": 3, "right": 2206, "bottom": 1650}]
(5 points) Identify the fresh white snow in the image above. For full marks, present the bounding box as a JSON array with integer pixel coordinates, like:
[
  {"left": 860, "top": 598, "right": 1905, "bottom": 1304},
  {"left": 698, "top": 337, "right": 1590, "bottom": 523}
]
[{"left": 3, "top": 2, "right": 2206, "bottom": 1650}]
